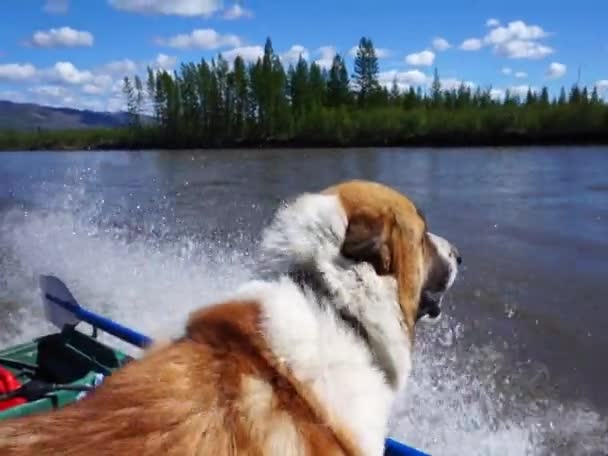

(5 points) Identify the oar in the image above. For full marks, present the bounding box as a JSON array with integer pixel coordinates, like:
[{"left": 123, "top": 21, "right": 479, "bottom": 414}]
[
  {"left": 38, "top": 274, "right": 429, "bottom": 456},
  {"left": 39, "top": 275, "right": 152, "bottom": 349},
  {"left": 385, "top": 437, "right": 430, "bottom": 456}
]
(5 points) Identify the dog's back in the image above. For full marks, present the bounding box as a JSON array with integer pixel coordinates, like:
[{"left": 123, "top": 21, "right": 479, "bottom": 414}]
[{"left": 0, "top": 300, "right": 359, "bottom": 456}]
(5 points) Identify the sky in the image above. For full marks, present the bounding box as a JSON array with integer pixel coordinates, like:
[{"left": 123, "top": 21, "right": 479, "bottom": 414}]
[{"left": 1, "top": 0, "right": 607, "bottom": 112}]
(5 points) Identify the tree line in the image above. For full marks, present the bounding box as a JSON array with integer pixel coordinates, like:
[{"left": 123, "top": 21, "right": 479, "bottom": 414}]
[
  {"left": 1, "top": 36, "right": 607, "bottom": 151},
  {"left": 118, "top": 36, "right": 608, "bottom": 148}
]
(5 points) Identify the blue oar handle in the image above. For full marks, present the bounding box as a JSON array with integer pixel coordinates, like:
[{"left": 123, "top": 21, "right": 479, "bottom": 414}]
[
  {"left": 385, "top": 437, "right": 430, "bottom": 456},
  {"left": 45, "top": 294, "right": 152, "bottom": 348}
]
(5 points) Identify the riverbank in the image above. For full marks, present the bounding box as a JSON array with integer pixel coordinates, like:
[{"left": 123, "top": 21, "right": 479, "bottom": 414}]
[{"left": 3, "top": 127, "right": 608, "bottom": 151}]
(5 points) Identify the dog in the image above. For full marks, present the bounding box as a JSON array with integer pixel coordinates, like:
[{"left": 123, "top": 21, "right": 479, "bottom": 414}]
[{"left": 0, "top": 179, "right": 460, "bottom": 456}]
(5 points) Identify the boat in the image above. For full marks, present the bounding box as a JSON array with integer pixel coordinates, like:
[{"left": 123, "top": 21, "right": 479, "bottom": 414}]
[{"left": 0, "top": 275, "right": 430, "bottom": 456}]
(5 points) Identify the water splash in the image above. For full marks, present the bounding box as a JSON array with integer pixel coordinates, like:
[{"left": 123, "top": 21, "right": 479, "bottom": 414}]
[{"left": 0, "top": 184, "right": 606, "bottom": 455}]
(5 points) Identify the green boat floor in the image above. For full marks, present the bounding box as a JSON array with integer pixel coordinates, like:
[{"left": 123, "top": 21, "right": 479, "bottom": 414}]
[{"left": 0, "top": 327, "right": 131, "bottom": 420}]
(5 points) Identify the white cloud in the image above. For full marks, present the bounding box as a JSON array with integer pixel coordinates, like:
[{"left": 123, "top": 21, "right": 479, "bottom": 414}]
[
  {"left": 375, "top": 48, "right": 391, "bottom": 58},
  {"left": 495, "top": 39, "right": 553, "bottom": 59},
  {"left": 514, "top": 71, "right": 528, "bottom": 79},
  {"left": 28, "top": 85, "right": 78, "bottom": 107},
  {"left": 484, "top": 20, "right": 548, "bottom": 45},
  {"left": 154, "top": 53, "right": 177, "bottom": 70},
  {"left": 315, "top": 46, "right": 337, "bottom": 69},
  {"left": 44, "top": 0, "right": 69, "bottom": 14},
  {"left": 222, "top": 4, "right": 253, "bottom": 20},
  {"left": 490, "top": 88, "right": 505, "bottom": 100},
  {"left": 440, "top": 78, "right": 476, "bottom": 91},
  {"left": 157, "top": 28, "right": 241, "bottom": 50},
  {"left": 405, "top": 50, "right": 435, "bottom": 66},
  {"left": 509, "top": 85, "right": 538, "bottom": 98},
  {"left": 460, "top": 38, "right": 482, "bottom": 51},
  {"left": 44, "top": 62, "right": 112, "bottom": 94},
  {"left": 102, "top": 59, "right": 138, "bottom": 75},
  {"left": 82, "top": 84, "right": 106, "bottom": 95},
  {"left": 0, "top": 60, "right": 122, "bottom": 97},
  {"left": 596, "top": 80, "right": 608, "bottom": 99},
  {"left": 347, "top": 45, "right": 390, "bottom": 58},
  {"left": 222, "top": 46, "right": 264, "bottom": 63},
  {"left": 0, "top": 54, "right": 188, "bottom": 112},
  {"left": 50, "top": 61, "right": 93, "bottom": 84},
  {"left": 105, "top": 96, "right": 126, "bottom": 112},
  {"left": 281, "top": 45, "right": 309, "bottom": 65},
  {"left": 486, "top": 18, "right": 500, "bottom": 27},
  {"left": 109, "top": 0, "right": 221, "bottom": 16},
  {"left": 29, "top": 85, "right": 71, "bottom": 98},
  {"left": 379, "top": 69, "right": 429, "bottom": 91},
  {"left": 432, "top": 37, "right": 451, "bottom": 51},
  {"left": 30, "top": 27, "right": 94, "bottom": 48},
  {"left": 502, "top": 67, "right": 512, "bottom": 75},
  {"left": 0, "top": 63, "right": 37, "bottom": 81},
  {"left": 546, "top": 62, "right": 567, "bottom": 79},
  {"left": 109, "top": 79, "right": 124, "bottom": 94},
  {"left": 482, "top": 20, "right": 554, "bottom": 60},
  {"left": 20, "top": 83, "right": 123, "bottom": 112}
]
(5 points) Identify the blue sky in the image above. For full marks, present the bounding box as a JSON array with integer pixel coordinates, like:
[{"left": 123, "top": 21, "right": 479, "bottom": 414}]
[{"left": 1, "top": 0, "right": 607, "bottom": 112}]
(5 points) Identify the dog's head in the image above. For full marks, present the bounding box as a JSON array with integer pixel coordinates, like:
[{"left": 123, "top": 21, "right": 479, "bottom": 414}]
[
  {"left": 323, "top": 180, "right": 460, "bottom": 330},
  {"left": 258, "top": 179, "right": 460, "bottom": 337}
]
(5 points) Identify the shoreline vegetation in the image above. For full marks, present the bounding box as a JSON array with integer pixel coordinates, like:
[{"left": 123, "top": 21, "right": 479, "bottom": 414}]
[{"left": 2, "top": 37, "right": 608, "bottom": 151}]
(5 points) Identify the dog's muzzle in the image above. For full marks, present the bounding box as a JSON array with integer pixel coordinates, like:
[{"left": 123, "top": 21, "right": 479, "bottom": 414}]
[{"left": 417, "top": 290, "right": 443, "bottom": 321}]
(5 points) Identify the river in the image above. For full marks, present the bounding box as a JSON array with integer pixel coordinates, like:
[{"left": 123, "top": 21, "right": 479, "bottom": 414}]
[{"left": 1, "top": 147, "right": 607, "bottom": 455}]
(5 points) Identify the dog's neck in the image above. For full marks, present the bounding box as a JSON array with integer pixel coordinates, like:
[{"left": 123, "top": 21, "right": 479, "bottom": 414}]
[
  {"left": 287, "top": 266, "right": 397, "bottom": 386},
  {"left": 244, "top": 193, "right": 412, "bottom": 455}
]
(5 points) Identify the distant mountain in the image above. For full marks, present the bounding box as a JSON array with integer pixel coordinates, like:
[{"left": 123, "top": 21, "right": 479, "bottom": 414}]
[{"left": 0, "top": 100, "right": 150, "bottom": 131}]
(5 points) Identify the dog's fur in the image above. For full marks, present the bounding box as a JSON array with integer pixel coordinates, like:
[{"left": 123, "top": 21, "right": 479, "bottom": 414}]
[{"left": 0, "top": 180, "right": 460, "bottom": 456}]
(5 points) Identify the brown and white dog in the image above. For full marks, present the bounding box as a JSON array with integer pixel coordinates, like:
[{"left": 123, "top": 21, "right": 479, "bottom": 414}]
[{"left": 0, "top": 179, "right": 460, "bottom": 456}]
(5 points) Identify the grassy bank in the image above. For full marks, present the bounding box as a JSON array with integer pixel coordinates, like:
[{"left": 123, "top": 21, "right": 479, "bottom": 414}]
[{"left": 2, "top": 103, "right": 608, "bottom": 151}]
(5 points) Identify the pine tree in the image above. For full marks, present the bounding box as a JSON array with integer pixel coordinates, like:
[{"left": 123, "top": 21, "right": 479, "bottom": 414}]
[
  {"left": 431, "top": 68, "right": 442, "bottom": 106},
  {"left": 178, "top": 62, "right": 201, "bottom": 143},
  {"left": 122, "top": 76, "right": 138, "bottom": 128},
  {"left": 353, "top": 37, "right": 380, "bottom": 105},
  {"left": 581, "top": 87, "right": 589, "bottom": 104},
  {"left": 525, "top": 88, "right": 536, "bottom": 105},
  {"left": 390, "top": 76, "right": 400, "bottom": 103},
  {"left": 215, "top": 54, "right": 230, "bottom": 139},
  {"left": 403, "top": 87, "right": 418, "bottom": 109},
  {"left": 327, "top": 54, "right": 350, "bottom": 107},
  {"left": 146, "top": 67, "right": 166, "bottom": 125},
  {"left": 289, "top": 55, "right": 309, "bottom": 118},
  {"left": 271, "top": 49, "right": 290, "bottom": 137},
  {"left": 456, "top": 83, "right": 471, "bottom": 108},
  {"left": 539, "top": 87, "right": 550, "bottom": 105},
  {"left": 569, "top": 85, "right": 582, "bottom": 104},
  {"left": 591, "top": 86, "right": 600, "bottom": 104},
  {"left": 134, "top": 75, "right": 144, "bottom": 125},
  {"left": 233, "top": 55, "right": 248, "bottom": 138},
  {"left": 308, "top": 62, "right": 326, "bottom": 108},
  {"left": 558, "top": 86, "right": 567, "bottom": 105}
]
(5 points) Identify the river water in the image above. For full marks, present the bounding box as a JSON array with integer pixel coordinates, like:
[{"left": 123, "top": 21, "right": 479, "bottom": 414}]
[{"left": 1, "top": 147, "right": 607, "bottom": 455}]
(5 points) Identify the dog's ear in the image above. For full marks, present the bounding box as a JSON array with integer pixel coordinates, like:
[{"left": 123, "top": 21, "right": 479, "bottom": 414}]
[{"left": 341, "top": 208, "right": 393, "bottom": 275}]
